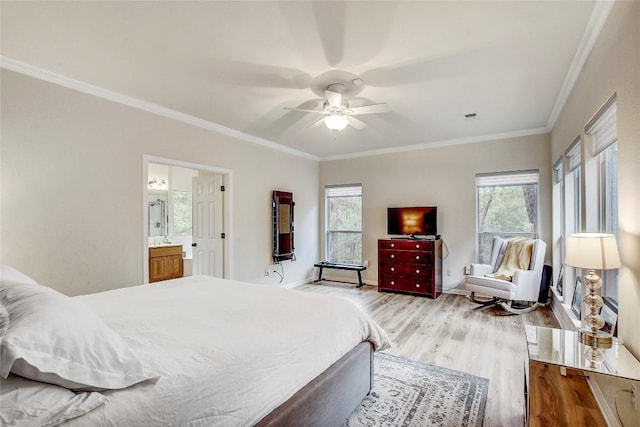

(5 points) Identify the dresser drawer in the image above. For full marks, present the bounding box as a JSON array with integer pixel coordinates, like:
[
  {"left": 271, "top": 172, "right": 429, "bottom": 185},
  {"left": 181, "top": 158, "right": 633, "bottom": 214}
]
[
  {"left": 379, "top": 262, "right": 432, "bottom": 278},
  {"left": 378, "top": 240, "right": 434, "bottom": 251},
  {"left": 379, "top": 275, "right": 432, "bottom": 294},
  {"left": 379, "top": 249, "right": 432, "bottom": 264}
]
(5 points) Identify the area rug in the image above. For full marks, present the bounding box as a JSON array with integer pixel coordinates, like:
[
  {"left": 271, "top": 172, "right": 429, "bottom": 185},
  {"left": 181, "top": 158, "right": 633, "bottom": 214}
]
[{"left": 344, "top": 352, "right": 489, "bottom": 427}]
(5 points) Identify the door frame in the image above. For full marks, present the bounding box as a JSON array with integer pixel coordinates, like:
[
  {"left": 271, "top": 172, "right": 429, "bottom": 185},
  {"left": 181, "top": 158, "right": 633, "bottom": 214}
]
[{"left": 142, "top": 154, "right": 233, "bottom": 283}]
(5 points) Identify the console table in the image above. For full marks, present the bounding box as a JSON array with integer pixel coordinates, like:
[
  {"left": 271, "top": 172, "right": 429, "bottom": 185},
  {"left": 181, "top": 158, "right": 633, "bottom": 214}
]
[{"left": 524, "top": 325, "right": 640, "bottom": 426}]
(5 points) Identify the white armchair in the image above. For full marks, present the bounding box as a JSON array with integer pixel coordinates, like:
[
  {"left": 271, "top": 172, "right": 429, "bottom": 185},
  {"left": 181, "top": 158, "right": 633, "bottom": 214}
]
[{"left": 463, "top": 237, "right": 547, "bottom": 314}]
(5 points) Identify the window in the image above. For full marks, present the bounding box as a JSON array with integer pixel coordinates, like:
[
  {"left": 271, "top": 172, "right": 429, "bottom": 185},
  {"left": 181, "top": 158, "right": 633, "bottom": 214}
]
[
  {"left": 476, "top": 171, "right": 539, "bottom": 263},
  {"left": 325, "top": 184, "right": 362, "bottom": 264},
  {"left": 585, "top": 95, "right": 618, "bottom": 301},
  {"left": 172, "top": 190, "right": 192, "bottom": 237},
  {"left": 552, "top": 158, "right": 565, "bottom": 295},
  {"left": 564, "top": 138, "right": 582, "bottom": 237}
]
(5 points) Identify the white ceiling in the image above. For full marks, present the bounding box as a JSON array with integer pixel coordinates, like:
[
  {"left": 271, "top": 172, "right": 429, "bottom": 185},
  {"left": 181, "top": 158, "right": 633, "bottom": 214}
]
[{"left": 1, "top": 1, "right": 605, "bottom": 160}]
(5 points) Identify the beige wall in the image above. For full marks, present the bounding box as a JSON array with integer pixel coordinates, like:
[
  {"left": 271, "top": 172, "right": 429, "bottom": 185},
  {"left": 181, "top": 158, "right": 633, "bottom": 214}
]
[
  {"left": 320, "top": 133, "right": 552, "bottom": 291},
  {"left": 0, "top": 70, "right": 319, "bottom": 296},
  {"left": 550, "top": 1, "right": 640, "bottom": 358}
]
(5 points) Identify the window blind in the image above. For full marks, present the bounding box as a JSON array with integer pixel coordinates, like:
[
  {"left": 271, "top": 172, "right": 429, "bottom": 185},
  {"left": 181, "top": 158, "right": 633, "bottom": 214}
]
[
  {"left": 553, "top": 158, "right": 563, "bottom": 184},
  {"left": 565, "top": 137, "right": 582, "bottom": 172},
  {"left": 585, "top": 94, "right": 617, "bottom": 156},
  {"left": 325, "top": 184, "right": 362, "bottom": 198},
  {"left": 476, "top": 170, "right": 539, "bottom": 187}
]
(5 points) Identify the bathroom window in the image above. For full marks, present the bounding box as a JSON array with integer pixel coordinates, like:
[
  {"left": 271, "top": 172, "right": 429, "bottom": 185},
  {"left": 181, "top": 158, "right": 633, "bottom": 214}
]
[{"left": 172, "top": 190, "right": 192, "bottom": 237}]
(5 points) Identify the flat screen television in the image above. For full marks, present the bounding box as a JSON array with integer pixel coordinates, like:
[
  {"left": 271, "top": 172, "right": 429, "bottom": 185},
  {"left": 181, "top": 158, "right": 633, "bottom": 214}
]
[{"left": 387, "top": 206, "right": 437, "bottom": 238}]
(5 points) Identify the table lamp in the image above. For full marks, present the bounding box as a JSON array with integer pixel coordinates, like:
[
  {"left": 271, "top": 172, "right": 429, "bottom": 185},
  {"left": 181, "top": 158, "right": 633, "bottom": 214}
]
[{"left": 565, "top": 233, "right": 621, "bottom": 347}]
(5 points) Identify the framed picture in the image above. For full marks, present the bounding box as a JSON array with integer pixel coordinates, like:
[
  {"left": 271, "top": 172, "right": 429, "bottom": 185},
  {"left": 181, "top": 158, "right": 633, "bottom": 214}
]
[
  {"left": 556, "top": 265, "right": 564, "bottom": 296},
  {"left": 601, "top": 297, "right": 618, "bottom": 336},
  {"left": 571, "top": 277, "right": 582, "bottom": 318}
]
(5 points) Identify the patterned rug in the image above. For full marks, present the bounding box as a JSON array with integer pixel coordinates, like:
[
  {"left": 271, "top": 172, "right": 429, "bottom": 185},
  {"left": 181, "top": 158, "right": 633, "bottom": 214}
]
[{"left": 344, "top": 352, "right": 489, "bottom": 427}]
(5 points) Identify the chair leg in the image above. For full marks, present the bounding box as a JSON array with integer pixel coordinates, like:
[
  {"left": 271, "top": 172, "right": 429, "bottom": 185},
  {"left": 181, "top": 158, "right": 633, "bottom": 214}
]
[
  {"left": 467, "top": 292, "right": 500, "bottom": 306},
  {"left": 498, "top": 300, "right": 541, "bottom": 314}
]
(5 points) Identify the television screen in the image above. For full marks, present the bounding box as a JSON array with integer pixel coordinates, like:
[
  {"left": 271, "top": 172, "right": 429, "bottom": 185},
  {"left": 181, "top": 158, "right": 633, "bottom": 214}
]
[{"left": 387, "top": 206, "right": 437, "bottom": 237}]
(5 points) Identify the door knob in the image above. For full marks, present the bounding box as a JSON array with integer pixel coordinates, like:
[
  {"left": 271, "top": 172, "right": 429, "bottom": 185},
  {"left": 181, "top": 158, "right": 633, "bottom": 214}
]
[{"left": 191, "top": 243, "right": 197, "bottom": 247}]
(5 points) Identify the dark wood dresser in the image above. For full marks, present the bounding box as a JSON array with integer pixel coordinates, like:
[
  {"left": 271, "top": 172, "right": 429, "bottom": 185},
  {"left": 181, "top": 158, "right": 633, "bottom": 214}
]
[{"left": 378, "top": 238, "right": 442, "bottom": 298}]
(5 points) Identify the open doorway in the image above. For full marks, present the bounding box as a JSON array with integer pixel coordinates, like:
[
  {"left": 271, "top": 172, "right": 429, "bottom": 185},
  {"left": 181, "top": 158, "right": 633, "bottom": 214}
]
[{"left": 142, "top": 155, "right": 233, "bottom": 284}]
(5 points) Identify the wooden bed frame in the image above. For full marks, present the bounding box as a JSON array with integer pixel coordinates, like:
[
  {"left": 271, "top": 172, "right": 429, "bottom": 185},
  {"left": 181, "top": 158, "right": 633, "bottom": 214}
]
[{"left": 257, "top": 341, "right": 373, "bottom": 426}]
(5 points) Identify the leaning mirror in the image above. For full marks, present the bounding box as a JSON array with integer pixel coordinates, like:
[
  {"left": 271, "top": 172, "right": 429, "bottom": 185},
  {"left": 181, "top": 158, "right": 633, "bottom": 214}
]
[{"left": 272, "top": 191, "right": 295, "bottom": 262}]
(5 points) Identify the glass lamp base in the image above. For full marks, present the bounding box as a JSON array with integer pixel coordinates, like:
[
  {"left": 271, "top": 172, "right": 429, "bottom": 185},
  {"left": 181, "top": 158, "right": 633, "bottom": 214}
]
[{"left": 579, "top": 329, "right": 613, "bottom": 348}]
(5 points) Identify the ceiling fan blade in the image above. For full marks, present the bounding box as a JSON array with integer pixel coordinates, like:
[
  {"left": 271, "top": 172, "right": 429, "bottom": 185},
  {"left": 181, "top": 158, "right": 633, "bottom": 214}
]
[
  {"left": 325, "top": 90, "right": 342, "bottom": 108},
  {"left": 348, "top": 103, "right": 390, "bottom": 115},
  {"left": 347, "top": 116, "right": 368, "bottom": 130},
  {"left": 284, "top": 107, "right": 327, "bottom": 114}
]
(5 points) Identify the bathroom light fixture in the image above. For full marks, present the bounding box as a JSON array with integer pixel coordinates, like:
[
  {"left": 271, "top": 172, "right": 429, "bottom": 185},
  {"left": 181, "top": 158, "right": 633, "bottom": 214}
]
[{"left": 323, "top": 114, "right": 349, "bottom": 131}]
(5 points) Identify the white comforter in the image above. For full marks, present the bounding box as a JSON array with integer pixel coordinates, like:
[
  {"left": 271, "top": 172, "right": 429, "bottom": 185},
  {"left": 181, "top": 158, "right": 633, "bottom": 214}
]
[{"left": 67, "top": 276, "right": 390, "bottom": 426}]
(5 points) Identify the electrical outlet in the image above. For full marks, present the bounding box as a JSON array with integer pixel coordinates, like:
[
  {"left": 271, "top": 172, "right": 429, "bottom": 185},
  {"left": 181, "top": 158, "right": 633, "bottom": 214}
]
[
  {"left": 464, "top": 265, "right": 471, "bottom": 275},
  {"left": 632, "top": 383, "right": 638, "bottom": 410},
  {"left": 447, "top": 268, "right": 453, "bottom": 277}
]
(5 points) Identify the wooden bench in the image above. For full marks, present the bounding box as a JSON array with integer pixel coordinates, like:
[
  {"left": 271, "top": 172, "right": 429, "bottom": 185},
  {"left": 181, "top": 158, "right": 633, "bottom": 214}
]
[{"left": 313, "top": 262, "right": 367, "bottom": 287}]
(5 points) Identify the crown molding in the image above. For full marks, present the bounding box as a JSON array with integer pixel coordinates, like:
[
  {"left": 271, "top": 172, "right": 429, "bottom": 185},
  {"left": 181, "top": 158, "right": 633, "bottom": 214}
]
[
  {"left": 0, "top": 56, "right": 320, "bottom": 162},
  {"left": 545, "top": 0, "right": 615, "bottom": 129},
  {"left": 320, "top": 127, "right": 550, "bottom": 162}
]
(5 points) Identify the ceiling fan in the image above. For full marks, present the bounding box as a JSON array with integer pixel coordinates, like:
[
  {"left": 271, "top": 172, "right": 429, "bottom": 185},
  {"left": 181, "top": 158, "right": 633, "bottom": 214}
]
[{"left": 285, "top": 83, "right": 390, "bottom": 132}]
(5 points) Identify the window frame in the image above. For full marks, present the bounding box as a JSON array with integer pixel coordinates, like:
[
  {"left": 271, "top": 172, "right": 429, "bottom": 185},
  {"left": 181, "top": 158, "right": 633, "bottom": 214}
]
[
  {"left": 584, "top": 95, "right": 618, "bottom": 301},
  {"left": 324, "top": 184, "right": 363, "bottom": 264},
  {"left": 475, "top": 170, "right": 540, "bottom": 263}
]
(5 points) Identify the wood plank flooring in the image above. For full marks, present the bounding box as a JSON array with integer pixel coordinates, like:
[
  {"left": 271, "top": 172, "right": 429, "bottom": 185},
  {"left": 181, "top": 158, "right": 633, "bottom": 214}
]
[{"left": 292, "top": 281, "right": 559, "bottom": 427}]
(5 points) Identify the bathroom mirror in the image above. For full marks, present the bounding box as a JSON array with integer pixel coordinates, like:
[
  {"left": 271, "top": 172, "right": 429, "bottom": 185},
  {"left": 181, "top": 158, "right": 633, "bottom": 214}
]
[
  {"left": 272, "top": 191, "right": 295, "bottom": 262},
  {"left": 148, "top": 198, "right": 168, "bottom": 237}
]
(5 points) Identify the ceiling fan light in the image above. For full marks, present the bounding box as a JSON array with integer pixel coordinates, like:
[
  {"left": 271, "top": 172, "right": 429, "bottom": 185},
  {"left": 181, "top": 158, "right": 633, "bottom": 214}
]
[{"left": 323, "top": 115, "right": 349, "bottom": 131}]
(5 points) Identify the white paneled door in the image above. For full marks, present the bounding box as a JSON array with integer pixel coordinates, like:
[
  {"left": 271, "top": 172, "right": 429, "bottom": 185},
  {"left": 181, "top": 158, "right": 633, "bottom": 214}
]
[{"left": 192, "top": 175, "right": 224, "bottom": 277}]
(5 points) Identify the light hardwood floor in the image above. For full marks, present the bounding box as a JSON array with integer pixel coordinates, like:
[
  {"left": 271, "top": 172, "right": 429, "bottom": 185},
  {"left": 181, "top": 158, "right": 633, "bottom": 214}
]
[{"left": 292, "top": 281, "right": 559, "bottom": 427}]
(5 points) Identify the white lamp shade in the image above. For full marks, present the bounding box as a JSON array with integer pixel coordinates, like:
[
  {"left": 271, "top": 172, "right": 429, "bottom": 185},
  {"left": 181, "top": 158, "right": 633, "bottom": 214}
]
[
  {"left": 565, "top": 233, "right": 621, "bottom": 270},
  {"left": 323, "top": 114, "right": 349, "bottom": 131}
]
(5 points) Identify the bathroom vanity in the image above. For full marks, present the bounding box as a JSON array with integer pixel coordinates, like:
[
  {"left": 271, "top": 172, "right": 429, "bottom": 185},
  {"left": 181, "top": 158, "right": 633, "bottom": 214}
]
[{"left": 149, "top": 244, "right": 184, "bottom": 283}]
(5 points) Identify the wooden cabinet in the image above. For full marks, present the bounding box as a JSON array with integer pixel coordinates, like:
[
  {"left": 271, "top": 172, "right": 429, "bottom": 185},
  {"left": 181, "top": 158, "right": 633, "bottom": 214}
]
[
  {"left": 378, "top": 238, "right": 442, "bottom": 298},
  {"left": 149, "top": 245, "right": 184, "bottom": 283}
]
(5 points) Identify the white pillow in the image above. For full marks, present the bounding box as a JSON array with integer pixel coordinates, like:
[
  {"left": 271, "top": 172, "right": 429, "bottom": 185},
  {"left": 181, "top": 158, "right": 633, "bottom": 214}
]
[
  {"left": 0, "top": 374, "right": 107, "bottom": 427},
  {"left": 0, "top": 276, "right": 159, "bottom": 391}
]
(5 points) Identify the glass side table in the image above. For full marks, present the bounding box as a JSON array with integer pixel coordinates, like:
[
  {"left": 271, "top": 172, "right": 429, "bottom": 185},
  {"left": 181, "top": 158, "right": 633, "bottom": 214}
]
[{"left": 524, "top": 325, "right": 640, "bottom": 427}]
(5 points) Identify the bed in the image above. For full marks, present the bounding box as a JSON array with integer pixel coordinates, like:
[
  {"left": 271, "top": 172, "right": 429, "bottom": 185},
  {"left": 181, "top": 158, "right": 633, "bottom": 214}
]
[{"left": 0, "top": 268, "right": 390, "bottom": 426}]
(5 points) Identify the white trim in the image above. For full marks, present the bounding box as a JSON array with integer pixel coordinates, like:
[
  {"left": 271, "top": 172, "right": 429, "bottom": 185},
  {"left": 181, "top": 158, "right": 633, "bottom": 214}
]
[
  {"left": 142, "top": 155, "right": 234, "bottom": 283},
  {"left": 1, "top": 55, "right": 319, "bottom": 162},
  {"left": 546, "top": 0, "right": 615, "bottom": 129},
  {"left": 321, "top": 127, "right": 549, "bottom": 161}
]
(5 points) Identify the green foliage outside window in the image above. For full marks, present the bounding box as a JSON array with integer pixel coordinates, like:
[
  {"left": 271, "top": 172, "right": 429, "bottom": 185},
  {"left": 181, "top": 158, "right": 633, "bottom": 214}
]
[
  {"left": 173, "top": 190, "right": 192, "bottom": 236},
  {"left": 327, "top": 195, "right": 362, "bottom": 264},
  {"left": 477, "top": 184, "right": 537, "bottom": 263}
]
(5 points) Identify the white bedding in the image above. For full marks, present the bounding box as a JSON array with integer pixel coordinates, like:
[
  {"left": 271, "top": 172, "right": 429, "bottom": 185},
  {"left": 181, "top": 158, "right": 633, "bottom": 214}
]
[{"left": 65, "top": 275, "right": 390, "bottom": 426}]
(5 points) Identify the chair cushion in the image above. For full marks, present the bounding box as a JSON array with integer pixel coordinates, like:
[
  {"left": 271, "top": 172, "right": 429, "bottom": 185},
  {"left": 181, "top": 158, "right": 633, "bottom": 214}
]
[
  {"left": 487, "top": 237, "right": 535, "bottom": 281},
  {"left": 465, "top": 275, "right": 516, "bottom": 293}
]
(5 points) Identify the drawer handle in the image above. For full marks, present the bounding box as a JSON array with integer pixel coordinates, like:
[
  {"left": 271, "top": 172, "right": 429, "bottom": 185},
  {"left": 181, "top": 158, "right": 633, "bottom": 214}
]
[
  {"left": 391, "top": 254, "right": 395, "bottom": 258},
  {"left": 416, "top": 244, "right": 420, "bottom": 248},
  {"left": 391, "top": 243, "right": 395, "bottom": 247},
  {"left": 416, "top": 284, "right": 420, "bottom": 288},
  {"left": 391, "top": 267, "right": 395, "bottom": 272},
  {"left": 416, "top": 255, "right": 420, "bottom": 260},
  {"left": 416, "top": 269, "right": 420, "bottom": 274},
  {"left": 391, "top": 281, "right": 395, "bottom": 285}
]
